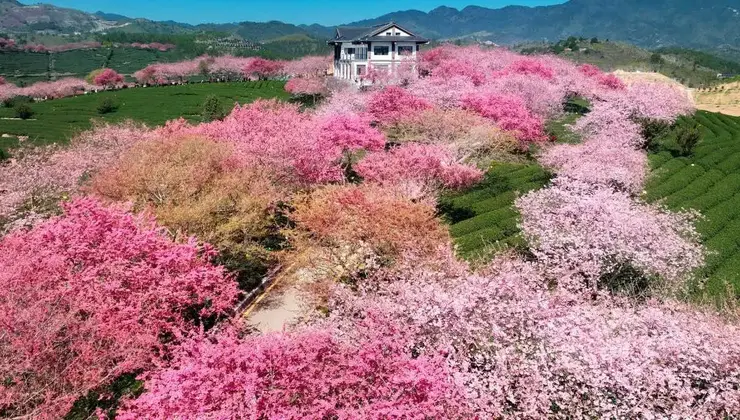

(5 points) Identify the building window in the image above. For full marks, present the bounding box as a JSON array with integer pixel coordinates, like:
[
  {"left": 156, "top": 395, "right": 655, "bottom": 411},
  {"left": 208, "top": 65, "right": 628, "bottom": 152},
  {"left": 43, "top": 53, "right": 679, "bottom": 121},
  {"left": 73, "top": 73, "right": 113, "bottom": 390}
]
[
  {"left": 386, "top": 32, "right": 391, "bottom": 36},
  {"left": 373, "top": 46, "right": 389, "bottom": 55},
  {"left": 345, "top": 47, "right": 355, "bottom": 55},
  {"left": 356, "top": 65, "right": 367, "bottom": 76},
  {"left": 398, "top": 45, "right": 414, "bottom": 56},
  {"left": 374, "top": 65, "right": 390, "bottom": 73}
]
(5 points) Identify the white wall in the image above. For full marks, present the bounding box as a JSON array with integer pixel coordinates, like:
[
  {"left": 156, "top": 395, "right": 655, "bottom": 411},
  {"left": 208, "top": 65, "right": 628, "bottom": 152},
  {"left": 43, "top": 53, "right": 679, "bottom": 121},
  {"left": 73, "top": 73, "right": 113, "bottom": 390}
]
[
  {"left": 375, "top": 26, "right": 411, "bottom": 37},
  {"left": 334, "top": 38, "right": 421, "bottom": 81}
]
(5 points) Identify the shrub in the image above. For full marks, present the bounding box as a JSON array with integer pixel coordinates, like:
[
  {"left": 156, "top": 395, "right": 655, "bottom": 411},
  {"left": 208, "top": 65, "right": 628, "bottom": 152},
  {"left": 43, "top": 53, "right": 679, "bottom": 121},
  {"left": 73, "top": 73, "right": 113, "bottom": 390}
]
[
  {"left": 201, "top": 94, "right": 225, "bottom": 122},
  {"left": 13, "top": 102, "right": 34, "bottom": 119},
  {"left": 96, "top": 96, "right": 118, "bottom": 114},
  {"left": 89, "top": 136, "right": 286, "bottom": 291},
  {"left": 2, "top": 95, "right": 31, "bottom": 108},
  {"left": 0, "top": 198, "right": 238, "bottom": 419},
  {"left": 676, "top": 122, "right": 701, "bottom": 156},
  {"left": 638, "top": 117, "right": 672, "bottom": 150}
]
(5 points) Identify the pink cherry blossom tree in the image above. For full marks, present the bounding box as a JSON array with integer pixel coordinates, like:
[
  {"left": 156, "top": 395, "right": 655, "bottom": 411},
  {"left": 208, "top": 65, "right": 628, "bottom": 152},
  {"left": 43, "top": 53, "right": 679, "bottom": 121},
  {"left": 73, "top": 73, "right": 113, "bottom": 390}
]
[
  {"left": 322, "top": 255, "right": 740, "bottom": 418},
  {"left": 243, "top": 57, "right": 285, "bottom": 80},
  {"left": 462, "top": 92, "right": 545, "bottom": 141},
  {"left": 367, "top": 85, "right": 431, "bottom": 125},
  {"left": 118, "top": 317, "right": 471, "bottom": 419},
  {"left": 93, "top": 68, "right": 124, "bottom": 88},
  {"left": 0, "top": 198, "right": 238, "bottom": 419},
  {"left": 355, "top": 143, "right": 483, "bottom": 190},
  {"left": 157, "top": 99, "right": 344, "bottom": 184},
  {"left": 516, "top": 179, "right": 704, "bottom": 293}
]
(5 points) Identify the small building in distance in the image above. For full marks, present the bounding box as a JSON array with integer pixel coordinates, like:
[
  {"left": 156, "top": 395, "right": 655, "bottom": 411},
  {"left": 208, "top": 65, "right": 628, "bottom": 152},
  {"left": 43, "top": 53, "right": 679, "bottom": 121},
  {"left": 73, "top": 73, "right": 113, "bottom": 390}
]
[{"left": 328, "top": 22, "right": 429, "bottom": 83}]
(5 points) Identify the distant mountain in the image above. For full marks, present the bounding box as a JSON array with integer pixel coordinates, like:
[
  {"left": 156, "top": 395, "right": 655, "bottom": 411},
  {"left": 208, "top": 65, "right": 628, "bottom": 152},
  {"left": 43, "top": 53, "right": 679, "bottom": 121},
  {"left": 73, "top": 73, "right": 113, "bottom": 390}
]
[
  {"left": 194, "top": 21, "right": 324, "bottom": 42},
  {"left": 2, "top": 0, "right": 740, "bottom": 62},
  {"left": 349, "top": 0, "right": 740, "bottom": 52},
  {"left": 0, "top": 1, "right": 122, "bottom": 32},
  {"left": 93, "top": 11, "right": 131, "bottom": 22}
]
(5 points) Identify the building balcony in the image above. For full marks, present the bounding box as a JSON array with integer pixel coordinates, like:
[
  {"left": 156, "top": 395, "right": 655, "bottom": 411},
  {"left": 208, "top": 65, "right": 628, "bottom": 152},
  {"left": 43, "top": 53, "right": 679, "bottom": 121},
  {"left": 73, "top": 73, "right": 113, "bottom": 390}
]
[{"left": 339, "top": 52, "right": 368, "bottom": 61}]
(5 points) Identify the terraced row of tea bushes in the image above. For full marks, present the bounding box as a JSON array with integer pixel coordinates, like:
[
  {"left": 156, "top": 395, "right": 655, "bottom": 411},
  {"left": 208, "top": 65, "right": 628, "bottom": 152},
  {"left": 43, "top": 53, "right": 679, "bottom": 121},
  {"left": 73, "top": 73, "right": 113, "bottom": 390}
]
[
  {"left": 439, "top": 163, "right": 552, "bottom": 260},
  {"left": 645, "top": 110, "right": 740, "bottom": 298}
]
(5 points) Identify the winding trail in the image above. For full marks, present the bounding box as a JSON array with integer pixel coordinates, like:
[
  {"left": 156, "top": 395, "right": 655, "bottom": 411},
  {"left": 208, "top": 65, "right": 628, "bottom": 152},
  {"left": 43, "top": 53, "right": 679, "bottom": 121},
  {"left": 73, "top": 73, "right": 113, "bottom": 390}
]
[{"left": 242, "top": 267, "right": 306, "bottom": 333}]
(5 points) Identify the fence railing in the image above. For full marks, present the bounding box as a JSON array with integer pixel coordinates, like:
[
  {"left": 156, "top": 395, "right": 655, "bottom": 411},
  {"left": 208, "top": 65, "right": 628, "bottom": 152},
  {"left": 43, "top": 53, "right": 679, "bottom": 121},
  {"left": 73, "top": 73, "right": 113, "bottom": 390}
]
[{"left": 340, "top": 51, "right": 368, "bottom": 61}]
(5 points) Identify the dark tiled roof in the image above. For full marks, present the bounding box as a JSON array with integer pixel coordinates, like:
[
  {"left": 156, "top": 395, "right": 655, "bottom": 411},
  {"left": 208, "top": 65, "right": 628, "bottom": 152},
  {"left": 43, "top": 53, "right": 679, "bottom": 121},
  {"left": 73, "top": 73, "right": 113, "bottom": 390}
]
[
  {"left": 334, "top": 26, "right": 374, "bottom": 41},
  {"left": 329, "top": 22, "right": 428, "bottom": 43},
  {"left": 361, "top": 35, "right": 429, "bottom": 42}
]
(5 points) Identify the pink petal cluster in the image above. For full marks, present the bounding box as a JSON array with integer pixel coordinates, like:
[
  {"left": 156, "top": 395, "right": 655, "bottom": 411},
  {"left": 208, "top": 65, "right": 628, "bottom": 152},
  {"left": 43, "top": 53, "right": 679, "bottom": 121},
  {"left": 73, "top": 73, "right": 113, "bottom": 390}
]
[
  {"left": 1, "top": 44, "right": 730, "bottom": 418},
  {"left": 316, "top": 112, "right": 386, "bottom": 152},
  {"left": 324, "top": 256, "right": 740, "bottom": 418},
  {"left": 505, "top": 57, "right": 555, "bottom": 79},
  {"left": 0, "top": 122, "right": 152, "bottom": 224},
  {"left": 284, "top": 76, "right": 327, "bottom": 96},
  {"left": 118, "top": 318, "right": 470, "bottom": 419},
  {"left": 157, "top": 100, "right": 344, "bottom": 184},
  {"left": 541, "top": 140, "right": 647, "bottom": 193},
  {"left": 92, "top": 68, "right": 124, "bottom": 87},
  {"left": 242, "top": 57, "right": 285, "bottom": 79},
  {"left": 579, "top": 63, "right": 627, "bottom": 90},
  {"left": 130, "top": 42, "right": 176, "bottom": 51},
  {"left": 134, "top": 55, "right": 294, "bottom": 84},
  {"left": 282, "top": 55, "right": 330, "bottom": 78},
  {"left": 0, "top": 78, "right": 95, "bottom": 101},
  {"left": 517, "top": 179, "right": 704, "bottom": 291},
  {"left": 462, "top": 92, "right": 545, "bottom": 141},
  {"left": 367, "top": 85, "right": 432, "bottom": 125},
  {"left": 0, "top": 198, "right": 238, "bottom": 419},
  {"left": 5, "top": 41, "right": 102, "bottom": 53},
  {"left": 0, "top": 37, "right": 16, "bottom": 50},
  {"left": 356, "top": 143, "right": 483, "bottom": 190}
]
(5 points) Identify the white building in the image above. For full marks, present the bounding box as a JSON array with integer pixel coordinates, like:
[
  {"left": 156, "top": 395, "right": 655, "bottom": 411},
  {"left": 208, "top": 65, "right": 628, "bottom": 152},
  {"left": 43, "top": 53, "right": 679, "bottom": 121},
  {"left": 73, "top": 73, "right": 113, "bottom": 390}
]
[{"left": 328, "top": 22, "right": 429, "bottom": 83}]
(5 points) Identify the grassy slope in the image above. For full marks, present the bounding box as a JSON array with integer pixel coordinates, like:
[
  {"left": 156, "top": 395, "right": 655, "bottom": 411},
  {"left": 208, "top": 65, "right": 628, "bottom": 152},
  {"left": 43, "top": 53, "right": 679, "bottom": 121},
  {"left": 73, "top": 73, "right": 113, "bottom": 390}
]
[
  {"left": 560, "top": 42, "right": 722, "bottom": 88},
  {"left": 645, "top": 111, "right": 740, "bottom": 298},
  {"left": 0, "top": 80, "right": 289, "bottom": 150},
  {"left": 440, "top": 162, "right": 551, "bottom": 260},
  {"left": 519, "top": 40, "right": 734, "bottom": 88},
  {"left": 439, "top": 99, "right": 587, "bottom": 261}
]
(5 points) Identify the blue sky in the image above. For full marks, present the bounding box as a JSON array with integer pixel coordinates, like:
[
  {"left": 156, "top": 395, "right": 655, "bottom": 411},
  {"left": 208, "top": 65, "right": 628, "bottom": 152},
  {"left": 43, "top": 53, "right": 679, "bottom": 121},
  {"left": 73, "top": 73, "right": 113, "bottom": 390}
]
[{"left": 46, "top": 0, "right": 565, "bottom": 26}]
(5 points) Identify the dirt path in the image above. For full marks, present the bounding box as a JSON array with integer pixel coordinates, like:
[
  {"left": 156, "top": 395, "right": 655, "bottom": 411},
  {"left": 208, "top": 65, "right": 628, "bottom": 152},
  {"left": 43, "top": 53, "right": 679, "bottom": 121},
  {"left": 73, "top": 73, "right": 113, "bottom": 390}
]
[
  {"left": 243, "top": 273, "right": 306, "bottom": 333},
  {"left": 693, "top": 81, "right": 740, "bottom": 117}
]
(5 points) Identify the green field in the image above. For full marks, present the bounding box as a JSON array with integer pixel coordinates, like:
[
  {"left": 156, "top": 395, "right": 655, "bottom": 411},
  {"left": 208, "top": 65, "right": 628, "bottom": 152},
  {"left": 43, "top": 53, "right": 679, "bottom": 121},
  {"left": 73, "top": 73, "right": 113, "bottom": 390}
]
[
  {"left": 440, "top": 99, "right": 585, "bottom": 261},
  {"left": 0, "top": 48, "right": 189, "bottom": 84},
  {"left": 645, "top": 111, "right": 740, "bottom": 298},
  {"left": 0, "top": 81, "right": 289, "bottom": 151},
  {"left": 439, "top": 163, "right": 552, "bottom": 260}
]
